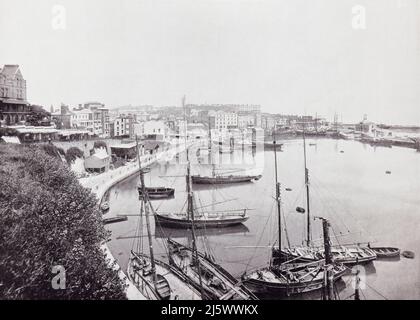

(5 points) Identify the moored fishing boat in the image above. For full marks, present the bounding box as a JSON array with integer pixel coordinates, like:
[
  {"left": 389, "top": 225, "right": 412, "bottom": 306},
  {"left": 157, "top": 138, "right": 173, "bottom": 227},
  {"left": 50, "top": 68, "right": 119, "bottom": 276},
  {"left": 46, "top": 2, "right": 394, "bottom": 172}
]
[
  {"left": 155, "top": 210, "right": 249, "bottom": 229},
  {"left": 273, "top": 245, "right": 377, "bottom": 265},
  {"left": 127, "top": 251, "right": 201, "bottom": 300},
  {"left": 138, "top": 186, "right": 175, "bottom": 199},
  {"left": 191, "top": 174, "right": 262, "bottom": 184},
  {"left": 242, "top": 260, "right": 346, "bottom": 296},
  {"left": 167, "top": 239, "right": 257, "bottom": 300},
  {"left": 368, "top": 246, "right": 400, "bottom": 258}
]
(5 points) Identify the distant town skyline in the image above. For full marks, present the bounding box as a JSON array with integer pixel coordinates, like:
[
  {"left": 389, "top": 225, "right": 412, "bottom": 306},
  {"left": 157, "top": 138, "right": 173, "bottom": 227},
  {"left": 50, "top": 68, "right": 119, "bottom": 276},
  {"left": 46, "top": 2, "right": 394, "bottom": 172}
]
[{"left": 0, "top": 0, "right": 418, "bottom": 125}]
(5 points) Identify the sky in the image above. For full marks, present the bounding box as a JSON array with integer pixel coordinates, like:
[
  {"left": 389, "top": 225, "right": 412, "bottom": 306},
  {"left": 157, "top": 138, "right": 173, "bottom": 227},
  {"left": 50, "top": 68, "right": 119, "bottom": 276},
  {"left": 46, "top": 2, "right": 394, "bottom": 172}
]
[{"left": 0, "top": 0, "right": 419, "bottom": 124}]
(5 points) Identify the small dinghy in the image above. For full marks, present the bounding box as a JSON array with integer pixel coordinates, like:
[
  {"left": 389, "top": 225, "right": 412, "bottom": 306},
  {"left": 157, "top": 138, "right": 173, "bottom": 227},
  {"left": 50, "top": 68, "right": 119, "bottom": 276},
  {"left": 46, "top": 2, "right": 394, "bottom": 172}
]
[
  {"left": 402, "top": 251, "right": 415, "bottom": 259},
  {"left": 369, "top": 247, "right": 400, "bottom": 258}
]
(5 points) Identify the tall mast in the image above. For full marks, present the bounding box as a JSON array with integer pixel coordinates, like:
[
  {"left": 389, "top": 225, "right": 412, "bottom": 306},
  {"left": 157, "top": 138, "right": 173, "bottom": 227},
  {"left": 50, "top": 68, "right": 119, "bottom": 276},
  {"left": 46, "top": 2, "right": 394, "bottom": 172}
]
[
  {"left": 273, "top": 137, "right": 281, "bottom": 257},
  {"left": 135, "top": 135, "right": 156, "bottom": 281},
  {"left": 303, "top": 123, "right": 311, "bottom": 246},
  {"left": 183, "top": 96, "right": 204, "bottom": 298},
  {"left": 320, "top": 217, "right": 334, "bottom": 300},
  {"left": 208, "top": 116, "right": 212, "bottom": 151}
]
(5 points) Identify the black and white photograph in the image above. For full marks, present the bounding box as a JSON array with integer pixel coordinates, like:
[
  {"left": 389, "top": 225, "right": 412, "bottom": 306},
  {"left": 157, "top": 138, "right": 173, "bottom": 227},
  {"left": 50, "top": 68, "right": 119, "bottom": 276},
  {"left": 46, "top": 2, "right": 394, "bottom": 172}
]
[{"left": 0, "top": 0, "right": 419, "bottom": 306}]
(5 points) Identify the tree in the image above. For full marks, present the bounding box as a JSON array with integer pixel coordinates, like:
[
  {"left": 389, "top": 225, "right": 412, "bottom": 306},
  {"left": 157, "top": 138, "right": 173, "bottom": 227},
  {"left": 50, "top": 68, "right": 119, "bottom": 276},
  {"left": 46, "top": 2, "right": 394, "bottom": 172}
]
[
  {"left": 26, "top": 105, "right": 51, "bottom": 126},
  {"left": 65, "top": 147, "right": 84, "bottom": 164},
  {"left": 93, "top": 141, "right": 107, "bottom": 149},
  {"left": 41, "top": 143, "right": 65, "bottom": 159},
  {"left": 0, "top": 144, "right": 127, "bottom": 299}
]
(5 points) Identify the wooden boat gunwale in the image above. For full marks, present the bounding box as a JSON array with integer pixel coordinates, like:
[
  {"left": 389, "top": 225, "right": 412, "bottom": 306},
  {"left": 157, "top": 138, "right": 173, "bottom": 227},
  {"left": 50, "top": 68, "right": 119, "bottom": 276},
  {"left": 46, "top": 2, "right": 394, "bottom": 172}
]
[
  {"left": 127, "top": 250, "right": 201, "bottom": 300},
  {"left": 155, "top": 212, "right": 249, "bottom": 229},
  {"left": 167, "top": 239, "right": 257, "bottom": 300},
  {"left": 369, "top": 246, "right": 400, "bottom": 258}
]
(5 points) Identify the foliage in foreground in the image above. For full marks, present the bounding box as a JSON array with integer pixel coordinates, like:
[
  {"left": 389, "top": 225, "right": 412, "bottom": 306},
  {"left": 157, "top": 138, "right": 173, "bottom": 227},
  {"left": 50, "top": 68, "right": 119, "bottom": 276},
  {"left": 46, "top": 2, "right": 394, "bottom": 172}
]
[
  {"left": 65, "top": 147, "right": 84, "bottom": 164},
  {"left": 0, "top": 144, "right": 127, "bottom": 299}
]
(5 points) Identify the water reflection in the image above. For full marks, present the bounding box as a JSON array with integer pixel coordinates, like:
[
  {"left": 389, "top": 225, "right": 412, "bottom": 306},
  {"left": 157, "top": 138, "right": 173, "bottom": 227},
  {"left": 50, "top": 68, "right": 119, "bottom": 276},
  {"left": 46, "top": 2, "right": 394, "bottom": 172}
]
[
  {"left": 154, "top": 224, "right": 250, "bottom": 240},
  {"left": 106, "top": 138, "right": 420, "bottom": 300}
]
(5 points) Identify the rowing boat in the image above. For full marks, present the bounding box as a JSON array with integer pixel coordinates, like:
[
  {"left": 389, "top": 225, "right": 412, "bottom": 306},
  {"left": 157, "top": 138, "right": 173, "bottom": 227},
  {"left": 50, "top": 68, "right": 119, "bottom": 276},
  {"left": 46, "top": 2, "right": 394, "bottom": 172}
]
[{"left": 369, "top": 247, "right": 400, "bottom": 258}]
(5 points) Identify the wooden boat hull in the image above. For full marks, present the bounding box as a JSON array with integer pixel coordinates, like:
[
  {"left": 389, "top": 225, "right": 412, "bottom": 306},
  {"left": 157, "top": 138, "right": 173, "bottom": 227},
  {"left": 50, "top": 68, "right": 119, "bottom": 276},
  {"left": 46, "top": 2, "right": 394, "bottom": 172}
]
[
  {"left": 272, "top": 246, "right": 377, "bottom": 265},
  {"left": 191, "top": 175, "right": 262, "bottom": 185},
  {"left": 127, "top": 251, "right": 201, "bottom": 300},
  {"left": 155, "top": 213, "right": 249, "bottom": 229},
  {"left": 242, "top": 263, "right": 346, "bottom": 297},
  {"left": 138, "top": 187, "right": 175, "bottom": 199},
  {"left": 103, "top": 216, "right": 128, "bottom": 225},
  {"left": 167, "top": 239, "right": 257, "bottom": 300},
  {"left": 369, "top": 247, "right": 400, "bottom": 258}
]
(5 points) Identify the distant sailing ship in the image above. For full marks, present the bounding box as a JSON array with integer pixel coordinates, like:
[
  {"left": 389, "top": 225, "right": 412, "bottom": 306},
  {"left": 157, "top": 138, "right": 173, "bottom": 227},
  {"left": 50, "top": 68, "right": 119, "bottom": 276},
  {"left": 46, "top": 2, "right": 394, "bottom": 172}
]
[{"left": 127, "top": 137, "right": 202, "bottom": 300}]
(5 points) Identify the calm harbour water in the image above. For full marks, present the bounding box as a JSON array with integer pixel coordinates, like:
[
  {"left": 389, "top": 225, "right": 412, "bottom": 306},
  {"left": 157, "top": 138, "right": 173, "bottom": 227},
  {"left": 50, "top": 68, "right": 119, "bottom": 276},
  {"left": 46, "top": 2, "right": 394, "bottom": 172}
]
[{"left": 105, "top": 138, "right": 420, "bottom": 300}]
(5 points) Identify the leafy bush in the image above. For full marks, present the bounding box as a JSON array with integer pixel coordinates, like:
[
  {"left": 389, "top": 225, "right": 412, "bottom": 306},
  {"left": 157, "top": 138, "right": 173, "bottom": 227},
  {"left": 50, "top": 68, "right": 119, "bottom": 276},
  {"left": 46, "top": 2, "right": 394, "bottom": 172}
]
[
  {"left": 65, "top": 147, "right": 84, "bottom": 164},
  {"left": 0, "top": 127, "right": 19, "bottom": 137},
  {"left": 0, "top": 144, "right": 127, "bottom": 299},
  {"left": 41, "top": 144, "right": 65, "bottom": 159}
]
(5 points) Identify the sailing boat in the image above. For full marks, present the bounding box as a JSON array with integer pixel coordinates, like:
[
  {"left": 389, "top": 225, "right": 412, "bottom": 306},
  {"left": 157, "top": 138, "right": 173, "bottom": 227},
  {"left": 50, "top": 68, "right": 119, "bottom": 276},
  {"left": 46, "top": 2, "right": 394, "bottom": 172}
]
[
  {"left": 271, "top": 128, "right": 377, "bottom": 265},
  {"left": 241, "top": 141, "right": 346, "bottom": 297},
  {"left": 192, "top": 163, "right": 262, "bottom": 185},
  {"left": 165, "top": 161, "right": 257, "bottom": 300},
  {"left": 154, "top": 96, "right": 250, "bottom": 229},
  {"left": 126, "top": 137, "right": 202, "bottom": 300}
]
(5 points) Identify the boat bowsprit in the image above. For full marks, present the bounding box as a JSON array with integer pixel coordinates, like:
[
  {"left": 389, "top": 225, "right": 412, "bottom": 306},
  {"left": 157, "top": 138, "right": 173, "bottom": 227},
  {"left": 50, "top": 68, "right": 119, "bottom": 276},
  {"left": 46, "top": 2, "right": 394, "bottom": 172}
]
[{"left": 138, "top": 186, "right": 175, "bottom": 199}]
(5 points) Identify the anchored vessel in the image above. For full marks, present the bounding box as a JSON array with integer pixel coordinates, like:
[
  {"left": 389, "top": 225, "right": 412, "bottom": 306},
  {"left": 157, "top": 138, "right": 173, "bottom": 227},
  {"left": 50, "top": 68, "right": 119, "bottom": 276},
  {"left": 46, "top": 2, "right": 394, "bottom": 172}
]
[
  {"left": 138, "top": 186, "right": 175, "bottom": 199},
  {"left": 154, "top": 157, "right": 249, "bottom": 229},
  {"left": 271, "top": 128, "right": 377, "bottom": 266},
  {"left": 167, "top": 239, "right": 257, "bottom": 300},
  {"left": 192, "top": 174, "right": 262, "bottom": 184},
  {"left": 242, "top": 258, "right": 346, "bottom": 296},
  {"left": 242, "top": 141, "right": 346, "bottom": 298},
  {"left": 368, "top": 246, "right": 400, "bottom": 258},
  {"left": 127, "top": 136, "right": 202, "bottom": 300},
  {"left": 192, "top": 163, "right": 262, "bottom": 185}
]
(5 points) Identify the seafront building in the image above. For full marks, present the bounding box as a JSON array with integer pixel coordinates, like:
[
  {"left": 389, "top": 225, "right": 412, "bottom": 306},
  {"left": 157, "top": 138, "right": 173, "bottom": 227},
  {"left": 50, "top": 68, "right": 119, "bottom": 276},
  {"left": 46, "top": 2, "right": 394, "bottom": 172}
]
[{"left": 0, "top": 64, "right": 31, "bottom": 125}]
